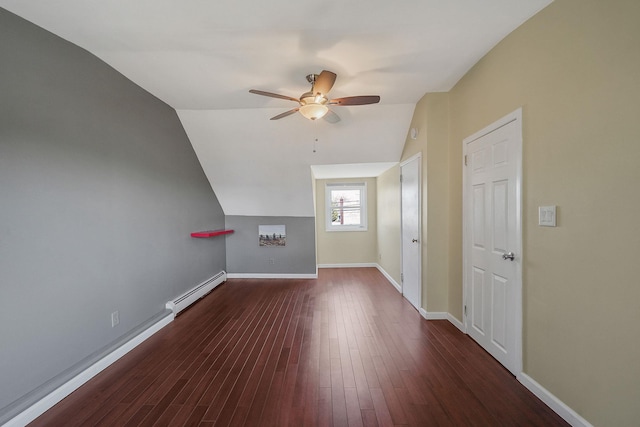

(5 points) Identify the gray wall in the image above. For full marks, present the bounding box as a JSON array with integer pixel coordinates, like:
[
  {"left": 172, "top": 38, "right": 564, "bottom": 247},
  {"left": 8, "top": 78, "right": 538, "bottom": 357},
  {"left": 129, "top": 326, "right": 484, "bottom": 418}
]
[
  {"left": 225, "top": 216, "right": 316, "bottom": 275},
  {"left": 0, "top": 9, "right": 226, "bottom": 419}
]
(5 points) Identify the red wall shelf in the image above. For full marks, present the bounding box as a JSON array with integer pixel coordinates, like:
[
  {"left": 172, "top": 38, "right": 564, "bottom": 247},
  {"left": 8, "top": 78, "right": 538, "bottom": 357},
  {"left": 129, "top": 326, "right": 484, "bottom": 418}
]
[{"left": 190, "top": 229, "right": 234, "bottom": 238}]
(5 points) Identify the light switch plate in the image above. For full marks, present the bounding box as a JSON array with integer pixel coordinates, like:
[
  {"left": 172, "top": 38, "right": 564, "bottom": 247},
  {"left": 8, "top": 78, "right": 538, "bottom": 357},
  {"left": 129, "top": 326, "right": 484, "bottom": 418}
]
[{"left": 539, "top": 205, "right": 556, "bottom": 227}]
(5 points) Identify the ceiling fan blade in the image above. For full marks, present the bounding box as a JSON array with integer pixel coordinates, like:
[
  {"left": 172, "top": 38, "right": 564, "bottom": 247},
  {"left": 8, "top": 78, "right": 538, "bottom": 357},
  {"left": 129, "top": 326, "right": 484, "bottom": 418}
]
[
  {"left": 329, "top": 95, "right": 381, "bottom": 106},
  {"left": 323, "top": 109, "right": 341, "bottom": 124},
  {"left": 249, "top": 89, "right": 300, "bottom": 103},
  {"left": 313, "top": 70, "right": 337, "bottom": 95},
  {"left": 270, "top": 108, "right": 299, "bottom": 120}
]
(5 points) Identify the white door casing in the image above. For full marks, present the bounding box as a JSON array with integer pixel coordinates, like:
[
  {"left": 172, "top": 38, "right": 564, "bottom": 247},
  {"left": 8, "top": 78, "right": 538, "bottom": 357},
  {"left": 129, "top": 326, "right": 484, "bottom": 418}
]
[
  {"left": 463, "top": 109, "right": 522, "bottom": 375},
  {"left": 401, "top": 153, "right": 422, "bottom": 311}
]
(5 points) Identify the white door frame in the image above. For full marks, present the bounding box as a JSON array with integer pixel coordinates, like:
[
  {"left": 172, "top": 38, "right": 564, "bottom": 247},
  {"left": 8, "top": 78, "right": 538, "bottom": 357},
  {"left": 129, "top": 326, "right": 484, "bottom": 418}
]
[
  {"left": 462, "top": 108, "right": 523, "bottom": 375},
  {"left": 400, "top": 152, "right": 422, "bottom": 311}
]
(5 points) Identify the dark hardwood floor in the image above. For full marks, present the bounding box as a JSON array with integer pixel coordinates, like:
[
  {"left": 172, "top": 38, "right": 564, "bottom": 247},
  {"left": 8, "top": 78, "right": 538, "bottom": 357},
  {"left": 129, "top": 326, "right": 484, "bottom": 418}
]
[{"left": 30, "top": 268, "right": 568, "bottom": 426}]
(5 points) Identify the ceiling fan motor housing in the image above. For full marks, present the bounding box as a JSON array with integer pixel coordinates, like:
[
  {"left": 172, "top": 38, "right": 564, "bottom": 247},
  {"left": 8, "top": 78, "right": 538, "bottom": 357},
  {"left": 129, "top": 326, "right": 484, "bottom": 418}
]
[{"left": 300, "top": 91, "right": 327, "bottom": 105}]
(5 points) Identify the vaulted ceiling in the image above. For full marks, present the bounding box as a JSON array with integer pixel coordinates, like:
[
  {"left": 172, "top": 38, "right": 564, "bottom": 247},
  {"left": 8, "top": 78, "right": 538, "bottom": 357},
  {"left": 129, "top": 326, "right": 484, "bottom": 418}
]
[{"left": 0, "top": 0, "right": 552, "bottom": 216}]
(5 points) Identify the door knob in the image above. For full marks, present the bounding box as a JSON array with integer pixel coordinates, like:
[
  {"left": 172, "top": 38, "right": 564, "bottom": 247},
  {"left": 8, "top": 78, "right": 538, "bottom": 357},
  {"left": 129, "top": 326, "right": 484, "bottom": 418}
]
[
  {"left": 502, "top": 252, "right": 515, "bottom": 261},
  {"left": 412, "top": 239, "right": 419, "bottom": 243}
]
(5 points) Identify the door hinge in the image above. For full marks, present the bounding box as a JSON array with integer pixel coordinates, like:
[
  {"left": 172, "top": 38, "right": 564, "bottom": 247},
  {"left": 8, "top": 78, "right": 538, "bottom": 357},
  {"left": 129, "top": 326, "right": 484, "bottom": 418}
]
[
  {"left": 400, "top": 174, "right": 403, "bottom": 183},
  {"left": 464, "top": 155, "right": 468, "bottom": 166},
  {"left": 401, "top": 273, "right": 404, "bottom": 283},
  {"left": 464, "top": 305, "right": 467, "bottom": 316}
]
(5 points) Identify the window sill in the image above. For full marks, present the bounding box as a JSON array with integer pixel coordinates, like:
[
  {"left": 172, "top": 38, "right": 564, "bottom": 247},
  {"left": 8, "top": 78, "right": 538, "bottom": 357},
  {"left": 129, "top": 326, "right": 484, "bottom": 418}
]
[{"left": 325, "top": 227, "right": 368, "bottom": 232}]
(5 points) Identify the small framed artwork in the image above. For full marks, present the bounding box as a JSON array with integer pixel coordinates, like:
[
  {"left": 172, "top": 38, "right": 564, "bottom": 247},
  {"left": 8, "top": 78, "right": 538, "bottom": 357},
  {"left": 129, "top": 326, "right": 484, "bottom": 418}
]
[{"left": 259, "top": 225, "right": 286, "bottom": 247}]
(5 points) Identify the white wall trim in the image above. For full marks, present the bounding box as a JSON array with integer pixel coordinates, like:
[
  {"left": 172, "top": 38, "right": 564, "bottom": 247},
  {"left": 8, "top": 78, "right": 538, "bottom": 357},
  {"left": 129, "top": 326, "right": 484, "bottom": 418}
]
[
  {"left": 6, "top": 295, "right": 586, "bottom": 427},
  {"left": 374, "top": 264, "right": 401, "bottom": 293},
  {"left": 3, "top": 312, "right": 173, "bottom": 427},
  {"left": 518, "top": 373, "right": 593, "bottom": 427},
  {"left": 399, "top": 152, "right": 423, "bottom": 167},
  {"left": 317, "top": 263, "right": 377, "bottom": 269},
  {"left": 318, "top": 262, "right": 402, "bottom": 293},
  {"left": 447, "top": 313, "right": 465, "bottom": 332},
  {"left": 417, "top": 309, "right": 465, "bottom": 333},
  {"left": 226, "top": 273, "right": 318, "bottom": 279},
  {"left": 419, "top": 308, "right": 448, "bottom": 320},
  {"left": 414, "top": 311, "right": 587, "bottom": 426},
  {"left": 316, "top": 263, "right": 401, "bottom": 292}
]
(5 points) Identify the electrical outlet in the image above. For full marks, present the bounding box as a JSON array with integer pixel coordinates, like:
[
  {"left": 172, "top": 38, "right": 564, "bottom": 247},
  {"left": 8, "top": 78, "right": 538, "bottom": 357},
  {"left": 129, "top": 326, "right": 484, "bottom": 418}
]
[{"left": 111, "top": 311, "right": 119, "bottom": 327}]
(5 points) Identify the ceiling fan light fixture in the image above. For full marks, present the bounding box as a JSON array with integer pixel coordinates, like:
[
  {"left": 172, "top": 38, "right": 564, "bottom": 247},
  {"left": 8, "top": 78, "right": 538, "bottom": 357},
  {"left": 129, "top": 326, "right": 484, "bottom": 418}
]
[{"left": 299, "top": 103, "right": 329, "bottom": 120}]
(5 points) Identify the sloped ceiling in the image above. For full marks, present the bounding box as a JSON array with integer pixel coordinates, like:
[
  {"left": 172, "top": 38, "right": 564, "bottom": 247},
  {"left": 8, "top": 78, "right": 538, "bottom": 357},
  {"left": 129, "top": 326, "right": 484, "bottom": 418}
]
[{"left": 0, "top": 0, "right": 552, "bottom": 216}]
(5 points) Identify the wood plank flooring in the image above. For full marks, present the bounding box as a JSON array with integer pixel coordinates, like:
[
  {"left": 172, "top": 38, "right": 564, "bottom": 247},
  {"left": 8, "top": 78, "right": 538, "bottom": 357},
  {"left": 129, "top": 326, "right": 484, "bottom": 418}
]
[{"left": 29, "top": 268, "right": 568, "bottom": 426}]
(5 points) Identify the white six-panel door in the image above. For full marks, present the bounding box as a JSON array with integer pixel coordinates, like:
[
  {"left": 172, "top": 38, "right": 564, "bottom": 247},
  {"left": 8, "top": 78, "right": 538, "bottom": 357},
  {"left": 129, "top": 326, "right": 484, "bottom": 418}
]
[
  {"left": 463, "top": 109, "right": 522, "bottom": 375},
  {"left": 401, "top": 154, "right": 422, "bottom": 311}
]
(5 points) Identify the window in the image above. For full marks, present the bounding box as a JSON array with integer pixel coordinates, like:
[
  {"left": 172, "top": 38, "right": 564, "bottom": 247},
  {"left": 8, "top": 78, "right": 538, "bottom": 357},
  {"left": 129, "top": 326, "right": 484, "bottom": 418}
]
[{"left": 325, "top": 183, "right": 367, "bottom": 231}]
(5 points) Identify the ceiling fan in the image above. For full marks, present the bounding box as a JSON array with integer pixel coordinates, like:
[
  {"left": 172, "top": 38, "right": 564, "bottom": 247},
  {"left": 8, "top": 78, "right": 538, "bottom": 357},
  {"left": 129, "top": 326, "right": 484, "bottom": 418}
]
[{"left": 249, "top": 70, "right": 380, "bottom": 123}]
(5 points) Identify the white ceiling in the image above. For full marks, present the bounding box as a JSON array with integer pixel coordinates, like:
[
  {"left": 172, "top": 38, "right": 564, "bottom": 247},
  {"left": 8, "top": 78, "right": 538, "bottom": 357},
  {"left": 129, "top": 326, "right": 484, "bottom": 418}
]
[{"left": 1, "top": 0, "right": 552, "bottom": 217}]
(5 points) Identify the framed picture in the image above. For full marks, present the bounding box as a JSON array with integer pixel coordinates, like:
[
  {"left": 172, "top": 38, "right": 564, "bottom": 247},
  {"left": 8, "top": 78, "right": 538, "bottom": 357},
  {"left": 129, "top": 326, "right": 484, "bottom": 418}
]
[{"left": 259, "top": 224, "right": 286, "bottom": 247}]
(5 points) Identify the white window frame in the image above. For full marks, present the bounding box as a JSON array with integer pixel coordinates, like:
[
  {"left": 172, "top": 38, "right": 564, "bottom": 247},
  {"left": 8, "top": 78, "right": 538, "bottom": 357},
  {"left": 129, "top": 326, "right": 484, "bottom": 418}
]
[{"left": 325, "top": 182, "right": 368, "bottom": 232}]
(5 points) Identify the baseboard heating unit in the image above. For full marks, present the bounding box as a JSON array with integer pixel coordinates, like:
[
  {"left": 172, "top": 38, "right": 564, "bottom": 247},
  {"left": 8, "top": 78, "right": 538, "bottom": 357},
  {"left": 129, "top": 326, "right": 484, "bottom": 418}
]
[{"left": 166, "top": 270, "right": 226, "bottom": 316}]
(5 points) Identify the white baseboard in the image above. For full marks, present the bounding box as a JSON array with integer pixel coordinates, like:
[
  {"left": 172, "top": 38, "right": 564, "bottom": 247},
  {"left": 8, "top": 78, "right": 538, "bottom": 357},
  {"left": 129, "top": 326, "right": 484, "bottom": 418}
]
[
  {"left": 226, "top": 273, "right": 317, "bottom": 279},
  {"left": 518, "top": 373, "right": 592, "bottom": 427},
  {"left": 419, "top": 308, "right": 448, "bottom": 320},
  {"left": 316, "top": 263, "right": 401, "bottom": 293},
  {"left": 4, "top": 312, "right": 173, "bottom": 427},
  {"left": 447, "top": 313, "right": 465, "bottom": 332},
  {"left": 417, "top": 309, "right": 465, "bottom": 334},
  {"left": 419, "top": 312, "right": 587, "bottom": 426},
  {"left": 317, "top": 263, "right": 377, "bottom": 269},
  {"left": 374, "top": 264, "right": 401, "bottom": 293}
]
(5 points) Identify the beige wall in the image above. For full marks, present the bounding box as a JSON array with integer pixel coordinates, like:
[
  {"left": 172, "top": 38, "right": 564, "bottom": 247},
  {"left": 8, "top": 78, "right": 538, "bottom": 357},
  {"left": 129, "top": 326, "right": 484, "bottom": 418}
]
[
  {"left": 421, "top": 0, "right": 639, "bottom": 424},
  {"left": 376, "top": 165, "right": 401, "bottom": 284},
  {"left": 315, "top": 177, "right": 378, "bottom": 265},
  {"left": 316, "top": 1, "right": 638, "bottom": 423},
  {"left": 401, "top": 93, "right": 451, "bottom": 312}
]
